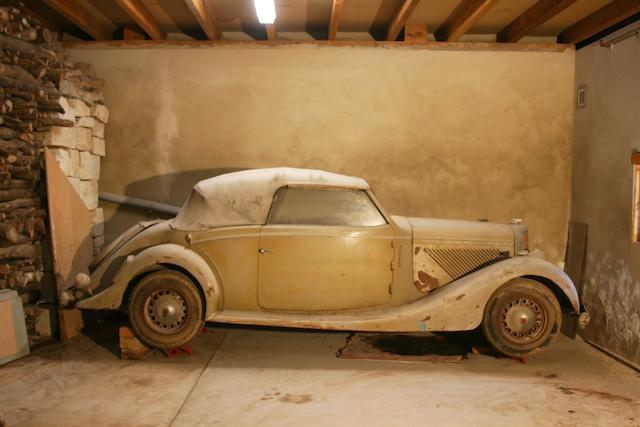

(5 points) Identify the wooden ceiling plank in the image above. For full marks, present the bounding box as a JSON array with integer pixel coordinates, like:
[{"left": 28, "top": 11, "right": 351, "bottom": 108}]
[
  {"left": 386, "top": 0, "right": 421, "bottom": 41},
  {"left": 434, "top": 0, "right": 499, "bottom": 42},
  {"left": 266, "top": 23, "right": 276, "bottom": 41},
  {"left": 328, "top": 0, "right": 345, "bottom": 41},
  {"left": 114, "top": 0, "right": 166, "bottom": 40},
  {"left": 558, "top": 0, "right": 640, "bottom": 44},
  {"left": 42, "top": 0, "right": 109, "bottom": 40},
  {"left": 184, "top": 0, "right": 221, "bottom": 41},
  {"left": 497, "top": 0, "right": 578, "bottom": 43}
]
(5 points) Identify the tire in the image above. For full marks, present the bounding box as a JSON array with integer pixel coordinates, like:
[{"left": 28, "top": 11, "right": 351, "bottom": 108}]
[
  {"left": 128, "top": 270, "right": 204, "bottom": 350},
  {"left": 482, "top": 278, "right": 561, "bottom": 358}
]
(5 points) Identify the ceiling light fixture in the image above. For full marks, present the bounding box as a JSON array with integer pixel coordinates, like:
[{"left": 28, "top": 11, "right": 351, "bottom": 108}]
[{"left": 253, "top": 0, "right": 276, "bottom": 24}]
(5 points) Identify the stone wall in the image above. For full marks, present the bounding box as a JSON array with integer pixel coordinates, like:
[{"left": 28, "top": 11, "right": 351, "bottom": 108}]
[{"left": 45, "top": 64, "right": 107, "bottom": 253}]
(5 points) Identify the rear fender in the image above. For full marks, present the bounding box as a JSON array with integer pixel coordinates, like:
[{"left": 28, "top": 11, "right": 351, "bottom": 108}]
[{"left": 77, "top": 244, "right": 222, "bottom": 319}]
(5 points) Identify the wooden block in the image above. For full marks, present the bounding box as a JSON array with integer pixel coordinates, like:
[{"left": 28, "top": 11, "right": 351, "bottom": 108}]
[
  {"left": 119, "top": 326, "right": 151, "bottom": 360},
  {"left": 58, "top": 308, "right": 83, "bottom": 341},
  {"left": 405, "top": 24, "right": 428, "bottom": 44},
  {"left": 35, "top": 304, "right": 58, "bottom": 337},
  {"left": 0, "top": 301, "right": 17, "bottom": 358}
]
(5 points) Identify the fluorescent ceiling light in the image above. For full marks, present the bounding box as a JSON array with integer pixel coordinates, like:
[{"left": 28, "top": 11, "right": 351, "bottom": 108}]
[{"left": 253, "top": 0, "right": 276, "bottom": 24}]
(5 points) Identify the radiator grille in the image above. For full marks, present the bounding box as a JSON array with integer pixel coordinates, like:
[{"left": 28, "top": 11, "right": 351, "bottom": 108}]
[{"left": 426, "top": 248, "right": 506, "bottom": 279}]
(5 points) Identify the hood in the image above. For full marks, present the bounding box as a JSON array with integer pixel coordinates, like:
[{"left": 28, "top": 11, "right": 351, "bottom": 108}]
[{"left": 404, "top": 217, "right": 514, "bottom": 245}]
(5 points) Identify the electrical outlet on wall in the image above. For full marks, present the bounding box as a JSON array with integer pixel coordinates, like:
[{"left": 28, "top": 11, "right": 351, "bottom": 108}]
[{"left": 577, "top": 85, "right": 587, "bottom": 108}]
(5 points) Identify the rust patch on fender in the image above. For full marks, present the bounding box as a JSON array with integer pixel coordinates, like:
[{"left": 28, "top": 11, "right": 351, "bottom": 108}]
[
  {"left": 414, "top": 246, "right": 421, "bottom": 255},
  {"left": 414, "top": 270, "right": 439, "bottom": 293},
  {"left": 455, "top": 294, "right": 465, "bottom": 300}
]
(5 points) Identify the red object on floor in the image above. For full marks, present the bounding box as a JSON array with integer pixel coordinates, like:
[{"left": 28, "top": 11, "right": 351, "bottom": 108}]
[{"left": 165, "top": 345, "right": 193, "bottom": 359}]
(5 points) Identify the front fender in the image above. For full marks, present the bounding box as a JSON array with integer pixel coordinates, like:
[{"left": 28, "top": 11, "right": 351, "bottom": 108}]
[
  {"left": 76, "top": 244, "right": 222, "bottom": 319},
  {"left": 419, "top": 256, "right": 579, "bottom": 331}
]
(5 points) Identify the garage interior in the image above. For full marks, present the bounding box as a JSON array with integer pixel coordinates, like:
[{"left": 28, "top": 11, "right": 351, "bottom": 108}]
[{"left": 0, "top": 0, "right": 639, "bottom": 426}]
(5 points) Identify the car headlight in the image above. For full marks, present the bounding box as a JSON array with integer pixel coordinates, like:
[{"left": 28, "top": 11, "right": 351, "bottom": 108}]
[{"left": 512, "top": 223, "right": 529, "bottom": 255}]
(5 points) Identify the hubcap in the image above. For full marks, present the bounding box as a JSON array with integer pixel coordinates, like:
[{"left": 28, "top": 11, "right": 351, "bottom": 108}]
[
  {"left": 498, "top": 296, "right": 546, "bottom": 344},
  {"left": 144, "top": 289, "right": 188, "bottom": 334}
]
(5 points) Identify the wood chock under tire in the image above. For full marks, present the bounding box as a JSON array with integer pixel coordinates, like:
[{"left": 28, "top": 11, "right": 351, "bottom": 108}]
[{"left": 119, "top": 326, "right": 151, "bottom": 360}]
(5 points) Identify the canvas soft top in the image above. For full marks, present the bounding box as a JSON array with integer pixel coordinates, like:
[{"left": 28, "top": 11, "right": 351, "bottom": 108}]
[{"left": 171, "top": 167, "right": 369, "bottom": 230}]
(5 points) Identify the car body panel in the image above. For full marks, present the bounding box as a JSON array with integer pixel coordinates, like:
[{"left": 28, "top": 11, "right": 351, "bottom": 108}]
[
  {"left": 190, "top": 226, "right": 261, "bottom": 311},
  {"left": 408, "top": 217, "right": 516, "bottom": 293},
  {"left": 257, "top": 224, "right": 394, "bottom": 311},
  {"left": 211, "top": 257, "right": 579, "bottom": 331}
]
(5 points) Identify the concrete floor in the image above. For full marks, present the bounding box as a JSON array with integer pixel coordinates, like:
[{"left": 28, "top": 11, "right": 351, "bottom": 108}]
[{"left": 0, "top": 326, "right": 639, "bottom": 427}]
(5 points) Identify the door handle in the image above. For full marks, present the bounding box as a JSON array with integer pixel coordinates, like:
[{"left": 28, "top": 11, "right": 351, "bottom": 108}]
[{"left": 258, "top": 248, "right": 272, "bottom": 254}]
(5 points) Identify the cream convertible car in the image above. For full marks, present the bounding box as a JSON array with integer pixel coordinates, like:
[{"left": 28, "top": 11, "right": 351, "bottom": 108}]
[{"left": 75, "top": 168, "right": 589, "bottom": 356}]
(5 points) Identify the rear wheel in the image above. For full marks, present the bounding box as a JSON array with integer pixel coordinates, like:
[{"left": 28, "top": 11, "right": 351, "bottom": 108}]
[
  {"left": 482, "top": 278, "right": 561, "bottom": 357},
  {"left": 128, "top": 270, "right": 204, "bottom": 350}
]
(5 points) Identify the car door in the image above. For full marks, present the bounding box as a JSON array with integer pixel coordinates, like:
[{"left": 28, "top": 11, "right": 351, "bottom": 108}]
[{"left": 258, "top": 186, "right": 394, "bottom": 311}]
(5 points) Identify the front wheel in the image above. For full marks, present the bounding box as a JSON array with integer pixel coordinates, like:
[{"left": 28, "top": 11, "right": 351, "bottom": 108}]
[
  {"left": 128, "top": 270, "right": 204, "bottom": 350},
  {"left": 482, "top": 278, "right": 561, "bottom": 357}
]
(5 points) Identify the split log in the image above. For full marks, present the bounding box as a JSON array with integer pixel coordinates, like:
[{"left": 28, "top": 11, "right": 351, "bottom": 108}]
[{"left": 0, "top": 242, "right": 41, "bottom": 260}]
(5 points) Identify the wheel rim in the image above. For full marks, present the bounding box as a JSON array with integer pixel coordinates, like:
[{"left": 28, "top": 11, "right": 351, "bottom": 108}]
[
  {"left": 143, "top": 289, "right": 189, "bottom": 334},
  {"left": 497, "top": 295, "right": 547, "bottom": 344}
]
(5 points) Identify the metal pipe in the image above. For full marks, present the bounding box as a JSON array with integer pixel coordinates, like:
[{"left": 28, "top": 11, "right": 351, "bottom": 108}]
[
  {"left": 600, "top": 25, "right": 640, "bottom": 48},
  {"left": 99, "top": 192, "right": 180, "bottom": 215}
]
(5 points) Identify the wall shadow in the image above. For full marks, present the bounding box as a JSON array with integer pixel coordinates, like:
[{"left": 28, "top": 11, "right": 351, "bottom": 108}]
[{"left": 103, "top": 167, "right": 249, "bottom": 244}]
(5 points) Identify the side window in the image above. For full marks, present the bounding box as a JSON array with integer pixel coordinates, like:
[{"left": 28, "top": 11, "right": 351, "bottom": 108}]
[{"left": 268, "top": 187, "right": 386, "bottom": 227}]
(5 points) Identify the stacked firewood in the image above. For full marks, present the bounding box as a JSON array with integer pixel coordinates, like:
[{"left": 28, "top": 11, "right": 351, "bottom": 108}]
[
  {"left": 0, "top": 6, "right": 69, "bottom": 346},
  {"left": 0, "top": 7, "right": 64, "bottom": 298},
  {"left": 0, "top": 5, "right": 109, "bottom": 345}
]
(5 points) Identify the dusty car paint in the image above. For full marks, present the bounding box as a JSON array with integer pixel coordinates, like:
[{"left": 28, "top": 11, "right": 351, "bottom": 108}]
[
  {"left": 76, "top": 167, "right": 583, "bottom": 334},
  {"left": 409, "top": 217, "right": 516, "bottom": 293},
  {"left": 210, "top": 257, "right": 579, "bottom": 332},
  {"left": 258, "top": 224, "right": 394, "bottom": 311}
]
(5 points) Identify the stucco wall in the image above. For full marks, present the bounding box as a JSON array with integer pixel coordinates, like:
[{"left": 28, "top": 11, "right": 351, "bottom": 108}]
[
  {"left": 69, "top": 44, "right": 575, "bottom": 264},
  {"left": 572, "top": 27, "right": 640, "bottom": 365}
]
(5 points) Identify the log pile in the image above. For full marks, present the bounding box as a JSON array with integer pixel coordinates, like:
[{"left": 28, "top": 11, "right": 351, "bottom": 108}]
[
  {"left": 0, "top": 5, "right": 107, "bottom": 345},
  {"left": 0, "top": 8, "right": 61, "bottom": 297}
]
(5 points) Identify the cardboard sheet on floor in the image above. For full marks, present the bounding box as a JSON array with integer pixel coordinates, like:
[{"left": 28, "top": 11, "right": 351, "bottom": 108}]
[{"left": 44, "top": 148, "right": 92, "bottom": 340}]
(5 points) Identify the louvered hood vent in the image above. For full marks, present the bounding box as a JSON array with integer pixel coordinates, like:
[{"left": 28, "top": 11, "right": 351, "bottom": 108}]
[{"left": 426, "top": 248, "right": 506, "bottom": 279}]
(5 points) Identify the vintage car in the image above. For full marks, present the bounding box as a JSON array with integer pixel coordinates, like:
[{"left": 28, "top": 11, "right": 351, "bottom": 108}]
[{"left": 74, "top": 168, "right": 589, "bottom": 356}]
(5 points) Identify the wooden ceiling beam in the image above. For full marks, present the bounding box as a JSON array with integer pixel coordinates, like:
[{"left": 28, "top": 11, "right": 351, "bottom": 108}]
[
  {"left": 497, "top": 0, "right": 578, "bottom": 43},
  {"left": 42, "top": 0, "right": 110, "bottom": 40},
  {"left": 435, "top": 0, "right": 499, "bottom": 42},
  {"left": 114, "top": 0, "right": 166, "bottom": 40},
  {"left": 266, "top": 23, "right": 276, "bottom": 41},
  {"left": 386, "top": 0, "right": 420, "bottom": 41},
  {"left": 184, "top": 0, "right": 221, "bottom": 41},
  {"left": 328, "top": 0, "right": 345, "bottom": 41},
  {"left": 558, "top": 0, "right": 640, "bottom": 44}
]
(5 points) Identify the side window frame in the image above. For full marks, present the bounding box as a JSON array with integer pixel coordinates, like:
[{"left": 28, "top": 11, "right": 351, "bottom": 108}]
[{"left": 265, "top": 185, "right": 388, "bottom": 227}]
